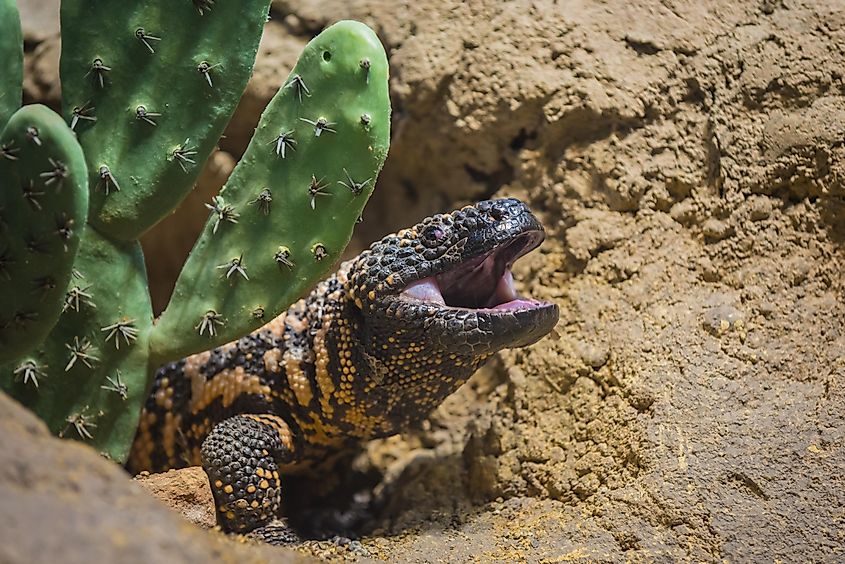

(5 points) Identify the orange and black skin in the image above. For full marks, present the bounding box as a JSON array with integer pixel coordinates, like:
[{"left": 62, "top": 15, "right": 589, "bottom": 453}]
[{"left": 128, "top": 198, "right": 559, "bottom": 534}]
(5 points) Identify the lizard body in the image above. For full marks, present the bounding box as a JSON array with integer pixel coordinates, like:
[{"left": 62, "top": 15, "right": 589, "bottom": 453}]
[{"left": 128, "top": 198, "right": 559, "bottom": 534}]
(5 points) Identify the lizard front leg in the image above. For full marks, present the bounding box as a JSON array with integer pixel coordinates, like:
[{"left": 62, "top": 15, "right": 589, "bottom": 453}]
[{"left": 201, "top": 414, "right": 296, "bottom": 533}]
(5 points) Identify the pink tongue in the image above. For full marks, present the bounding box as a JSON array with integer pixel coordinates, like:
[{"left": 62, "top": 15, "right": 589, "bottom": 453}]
[{"left": 402, "top": 277, "right": 445, "bottom": 304}]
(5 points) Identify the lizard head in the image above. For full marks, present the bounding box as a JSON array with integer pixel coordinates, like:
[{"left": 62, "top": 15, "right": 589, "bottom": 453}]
[{"left": 348, "top": 198, "right": 559, "bottom": 357}]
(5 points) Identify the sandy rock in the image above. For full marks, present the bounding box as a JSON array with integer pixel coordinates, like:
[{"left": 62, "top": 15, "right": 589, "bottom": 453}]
[
  {"left": 135, "top": 466, "right": 216, "bottom": 530},
  {"left": 762, "top": 96, "right": 845, "bottom": 160},
  {"left": 702, "top": 217, "right": 734, "bottom": 241},
  {"left": 747, "top": 195, "right": 773, "bottom": 221},
  {"left": 0, "top": 392, "right": 306, "bottom": 564}
]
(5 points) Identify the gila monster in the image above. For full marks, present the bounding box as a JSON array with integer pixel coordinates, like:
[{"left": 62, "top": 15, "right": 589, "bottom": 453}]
[{"left": 128, "top": 197, "right": 559, "bottom": 536}]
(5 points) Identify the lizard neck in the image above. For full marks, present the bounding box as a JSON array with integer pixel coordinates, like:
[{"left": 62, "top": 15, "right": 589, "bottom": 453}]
[{"left": 279, "top": 263, "right": 490, "bottom": 447}]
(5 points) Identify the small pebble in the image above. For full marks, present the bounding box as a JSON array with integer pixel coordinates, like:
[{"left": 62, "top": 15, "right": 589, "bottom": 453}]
[
  {"left": 698, "top": 257, "right": 721, "bottom": 283},
  {"left": 758, "top": 301, "right": 776, "bottom": 317},
  {"left": 508, "top": 366, "right": 527, "bottom": 388},
  {"left": 670, "top": 200, "right": 699, "bottom": 226},
  {"left": 575, "top": 340, "right": 609, "bottom": 369},
  {"left": 702, "top": 218, "right": 734, "bottom": 241},
  {"left": 748, "top": 195, "right": 772, "bottom": 221},
  {"left": 703, "top": 305, "right": 744, "bottom": 336}
]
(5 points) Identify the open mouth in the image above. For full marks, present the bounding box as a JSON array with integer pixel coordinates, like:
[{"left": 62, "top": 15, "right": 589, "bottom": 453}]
[{"left": 399, "top": 230, "right": 549, "bottom": 312}]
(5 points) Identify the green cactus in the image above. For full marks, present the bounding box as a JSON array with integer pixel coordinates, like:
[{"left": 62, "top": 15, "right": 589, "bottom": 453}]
[
  {"left": 1, "top": 6, "right": 391, "bottom": 464},
  {"left": 0, "top": 0, "right": 22, "bottom": 128},
  {"left": 0, "top": 105, "right": 89, "bottom": 364},
  {"left": 60, "top": 0, "right": 271, "bottom": 241},
  {"left": 151, "top": 20, "right": 390, "bottom": 362},
  {"left": 7, "top": 229, "right": 153, "bottom": 457}
]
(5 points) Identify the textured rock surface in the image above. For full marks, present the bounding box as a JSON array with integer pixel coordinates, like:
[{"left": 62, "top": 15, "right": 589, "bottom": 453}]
[
  {"left": 0, "top": 392, "right": 306, "bottom": 563},
  {"left": 135, "top": 466, "right": 217, "bottom": 530},
  {"left": 16, "top": 0, "right": 845, "bottom": 561}
]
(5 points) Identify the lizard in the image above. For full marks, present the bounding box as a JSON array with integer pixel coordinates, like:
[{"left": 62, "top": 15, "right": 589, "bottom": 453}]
[{"left": 127, "top": 197, "right": 560, "bottom": 536}]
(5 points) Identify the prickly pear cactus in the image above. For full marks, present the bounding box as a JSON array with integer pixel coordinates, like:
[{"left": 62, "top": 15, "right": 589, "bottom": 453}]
[
  {"left": 7, "top": 230, "right": 153, "bottom": 456},
  {"left": 0, "top": 105, "right": 89, "bottom": 363},
  {"left": 0, "top": 0, "right": 278, "bottom": 462},
  {"left": 60, "top": 0, "right": 271, "bottom": 241},
  {"left": 0, "top": 0, "right": 22, "bottom": 128},
  {"left": 1, "top": 6, "right": 391, "bottom": 465},
  {"left": 152, "top": 21, "right": 391, "bottom": 362}
]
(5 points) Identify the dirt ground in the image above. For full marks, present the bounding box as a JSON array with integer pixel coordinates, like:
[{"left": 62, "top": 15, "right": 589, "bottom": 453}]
[{"left": 16, "top": 0, "right": 845, "bottom": 561}]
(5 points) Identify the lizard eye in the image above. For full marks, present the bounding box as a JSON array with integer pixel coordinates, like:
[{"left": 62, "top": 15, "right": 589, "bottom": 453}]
[{"left": 422, "top": 225, "right": 445, "bottom": 242}]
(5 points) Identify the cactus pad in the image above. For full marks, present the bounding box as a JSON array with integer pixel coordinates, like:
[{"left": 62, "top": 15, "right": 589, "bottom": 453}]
[
  {"left": 2, "top": 229, "right": 153, "bottom": 462},
  {"left": 0, "top": 105, "right": 89, "bottom": 363},
  {"left": 150, "top": 21, "right": 391, "bottom": 362},
  {"left": 59, "top": 0, "right": 272, "bottom": 241}
]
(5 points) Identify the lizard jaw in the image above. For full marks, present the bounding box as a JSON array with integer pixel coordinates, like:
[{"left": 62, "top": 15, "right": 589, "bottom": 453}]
[{"left": 399, "top": 230, "right": 552, "bottom": 313}]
